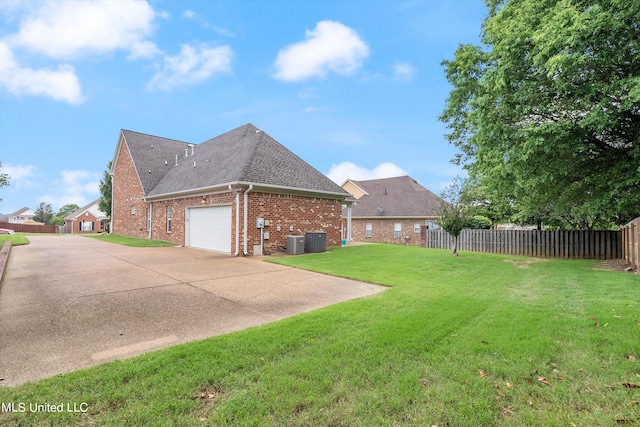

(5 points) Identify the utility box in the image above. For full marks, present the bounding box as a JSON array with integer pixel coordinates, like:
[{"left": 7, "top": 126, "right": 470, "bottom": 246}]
[
  {"left": 305, "top": 232, "right": 327, "bottom": 253},
  {"left": 286, "top": 235, "right": 305, "bottom": 255}
]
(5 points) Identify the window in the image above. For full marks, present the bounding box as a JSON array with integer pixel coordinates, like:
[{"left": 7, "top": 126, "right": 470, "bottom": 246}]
[
  {"left": 81, "top": 221, "right": 94, "bottom": 232},
  {"left": 365, "top": 222, "right": 372, "bottom": 238},
  {"left": 414, "top": 223, "right": 421, "bottom": 233},
  {"left": 394, "top": 223, "right": 401, "bottom": 239},
  {"left": 130, "top": 205, "right": 136, "bottom": 215},
  {"left": 167, "top": 206, "right": 173, "bottom": 232},
  {"left": 426, "top": 220, "right": 439, "bottom": 230}
]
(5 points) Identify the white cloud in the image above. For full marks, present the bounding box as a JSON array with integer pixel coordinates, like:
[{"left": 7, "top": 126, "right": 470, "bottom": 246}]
[
  {"left": 0, "top": 41, "right": 85, "bottom": 104},
  {"left": 393, "top": 62, "right": 416, "bottom": 81},
  {"left": 2, "top": 164, "right": 38, "bottom": 189},
  {"left": 326, "top": 161, "right": 408, "bottom": 185},
  {"left": 39, "top": 170, "right": 100, "bottom": 211},
  {"left": 273, "top": 20, "right": 369, "bottom": 81},
  {"left": 147, "top": 44, "right": 233, "bottom": 90},
  {"left": 6, "top": 0, "right": 160, "bottom": 60}
]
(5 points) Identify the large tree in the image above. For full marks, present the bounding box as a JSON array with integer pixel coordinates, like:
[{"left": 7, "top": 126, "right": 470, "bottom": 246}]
[
  {"left": 33, "top": 202, "right": 54, "bottom": 225},
  {"left": 98, "top": 161, "right": 112, "bottom": 220},
  {"left": 440, "top": 0, "right": 640, "bottom": 229}
]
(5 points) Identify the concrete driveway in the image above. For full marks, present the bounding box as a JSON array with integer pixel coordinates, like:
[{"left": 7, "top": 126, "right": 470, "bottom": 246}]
[{"left": 0, "top": 236, "right": 384, "bottom": 387}]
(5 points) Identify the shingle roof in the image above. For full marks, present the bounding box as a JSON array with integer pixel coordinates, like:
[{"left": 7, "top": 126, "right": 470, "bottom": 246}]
[
  {"left": 347, "top": 176, "right": 443, "bottom": 217},
  {"left": 120, "top": 130, "right": 192, "bottom": 195},
  {"left": 121, "top": 124, "right": 348, "bottom": 199}
]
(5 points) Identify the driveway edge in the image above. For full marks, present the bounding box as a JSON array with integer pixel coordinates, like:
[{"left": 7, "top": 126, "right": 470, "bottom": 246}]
[{"left": 0, "top": 241, "right": 11, "bottom": 288}]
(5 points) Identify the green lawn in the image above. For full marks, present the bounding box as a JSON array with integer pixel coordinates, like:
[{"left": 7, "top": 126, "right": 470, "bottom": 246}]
[
  {"left": 82, "top": 233, "right": 176, "bottom": 247},
  {"left": 0, "top": 245, "right": 638, "bottom": 426},
  {"left": 0, "top": 233, "right": 29, "bottom": 246}
]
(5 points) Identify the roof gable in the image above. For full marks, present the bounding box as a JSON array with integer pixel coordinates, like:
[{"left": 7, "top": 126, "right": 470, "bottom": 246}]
[
  {"left": 64, "top": 199, "right": 108, "bottom": 221},
  {"left": 346, "top": 175, "right": 443, "bottom": 217},
  {"left": 119, "top": 130, "right": 192, "bottom": 195}
]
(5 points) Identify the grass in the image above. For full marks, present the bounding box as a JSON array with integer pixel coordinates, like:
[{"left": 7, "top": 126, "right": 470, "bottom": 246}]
[
  {"left": 0, "top": 244, "right": 638, "bottom": 426},
  {"left": 0, "top": 233, "right": 30, "bottom": 246},
  {"left": 82, "top": 233, "right": 176, "bottom": 247}
]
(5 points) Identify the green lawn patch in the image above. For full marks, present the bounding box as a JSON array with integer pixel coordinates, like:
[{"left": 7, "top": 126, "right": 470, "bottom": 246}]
[
  {"left": 0, "top": 233, "right": 29, "bottom": 246},
  {"left": 82, "top": 233, "right": 175, "bottom": 247},
  {"left": 0, "top": 245, "right": 638, "bottom": 426}
]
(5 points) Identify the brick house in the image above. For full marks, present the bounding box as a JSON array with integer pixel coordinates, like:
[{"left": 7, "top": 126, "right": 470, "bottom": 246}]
[
  {"left": 110, "top": 123, "right": 351, "bottom": 255},
  {"left": 342, "top": 176, "right": 442, "bottom": 245},
  {"left": 64, "top": 199, "right": 108, "bottom": 233}
]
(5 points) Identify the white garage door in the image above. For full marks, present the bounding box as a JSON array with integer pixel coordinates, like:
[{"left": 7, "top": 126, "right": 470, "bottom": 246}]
[{"left": 187, "top": 205, "right": 232, "bottom": 253}]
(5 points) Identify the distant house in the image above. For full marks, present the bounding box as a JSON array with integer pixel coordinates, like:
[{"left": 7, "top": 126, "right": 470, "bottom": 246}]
[
  {"left": 8, "top": 207, "right": 36, "bottom": 224},
  {"left": 110, "top": 123, "right": 351, "bottom": 255},
  {"left": 342, "top": 176, "right": 443, "bottom": 245},
  {"left": 64, "top": 199, "right": 109, "bottom": 233}
]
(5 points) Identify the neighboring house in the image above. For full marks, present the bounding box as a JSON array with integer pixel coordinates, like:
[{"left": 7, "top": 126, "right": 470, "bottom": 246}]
[
  {"left": 110, "top": 123, "right": 351, "bottom": 255},
  {"left": 64, "top": 199, "right": 109, "bottom": 233},
  {"left": 8, "top": 207, "right": 36, "bottom": 224},
  {"left": 341, "top": 175, "right": 443, "bottom": 245}
]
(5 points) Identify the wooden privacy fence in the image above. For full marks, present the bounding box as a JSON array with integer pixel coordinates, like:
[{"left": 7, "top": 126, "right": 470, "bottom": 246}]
[
  {"left": 0, "top": 221, "right": 59, "bottom": 234},
  {"left": 425, "top": 229, "right": 622, "bottom": 259},
  {"left": 622, "top": 217, "right": 639, "bottom": 270}
]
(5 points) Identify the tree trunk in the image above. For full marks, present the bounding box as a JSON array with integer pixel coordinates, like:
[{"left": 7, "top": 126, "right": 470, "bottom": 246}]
[{"left": 452, "top": 235, "right": 459, "bottom": 256}]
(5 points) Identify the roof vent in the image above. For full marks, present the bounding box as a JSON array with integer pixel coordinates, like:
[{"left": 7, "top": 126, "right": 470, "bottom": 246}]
[
  {"left": 377, "top": 207, "right": 384, "bottom": 215},
  {"left": 188, "top": 144, "right": 195, "bottom": 155}
]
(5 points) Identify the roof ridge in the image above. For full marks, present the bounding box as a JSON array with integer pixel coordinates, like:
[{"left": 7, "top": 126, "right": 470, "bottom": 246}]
[{"left": 121, "top": 129, "right": 192, "bottom": 145}]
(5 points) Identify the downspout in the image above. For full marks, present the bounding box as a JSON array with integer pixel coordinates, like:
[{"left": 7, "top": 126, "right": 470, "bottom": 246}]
[
  {"left": 109, "top": 172, "right": 114, "bottom": 234},
  {"left": 243, "top": 185, "right": 253, "bottom": 256},
  {"left": 148, "top": 202, "right": 152, "bottom": 240},
  {"left": 346, "top": 202, "right": 353, "bottom": 241},
  {"left": 229, "top": 185, "right": 240, "bottom": 256}
]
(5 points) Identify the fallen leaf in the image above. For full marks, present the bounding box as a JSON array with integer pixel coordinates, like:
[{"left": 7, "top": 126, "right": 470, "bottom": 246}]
[
  {"left": 594, "top": 323, "right": 600, "bottom": 328},
  {"left": 623, "top": 383, "right": 640, "bottom": 389},
  {"left": 614, "top": 315, "right": 622, "bottom": 318},
  {"left": 479, "top": 370, "right": 490, "bottom": 377},
  {"left": 199, "top": 417, "right": 208, "bottom": 422},
  {"left": 538, "top": 376, "right": 553, "bottom": 387},
  {"left": 615, "top": 419, "right": 636, "bottom": 424},
  {"left": 496, "top": 387, "right": 505, "bottom": 397},
  {"left": 502, "top": 406, "right": 514, "bottom": 415},
  {"left": 523, "top": 377, "right": 535, "bottom": 385},
  {"left": 629, "top": 355, "right": 637, "bottom": 362},
  {"left": 506, "top": 382, "right": 512, "bottom": 389},
  {"left": 557, "top": 376, "right": 564, "bottom": 382},
  {"left": 589, "top": 315, "right": 597, "bottom": 319}
]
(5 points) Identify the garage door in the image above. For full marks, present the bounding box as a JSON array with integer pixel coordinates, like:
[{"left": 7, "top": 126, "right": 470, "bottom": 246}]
[{"left": 187, "top": 205, "right": 232, "bottom": 253}]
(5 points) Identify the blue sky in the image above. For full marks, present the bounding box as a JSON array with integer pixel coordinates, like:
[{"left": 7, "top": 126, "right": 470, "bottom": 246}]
[{"left": 0, "top": 0, "right": 486, "bottom": 215}]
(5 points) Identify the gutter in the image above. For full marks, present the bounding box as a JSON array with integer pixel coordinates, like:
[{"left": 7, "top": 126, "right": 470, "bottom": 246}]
[
  {"left": 143, "top": 181, "right": 349, "bottom": 203},
  {"left": 243, "top": 185, "right": 253, "bottom": 256}
]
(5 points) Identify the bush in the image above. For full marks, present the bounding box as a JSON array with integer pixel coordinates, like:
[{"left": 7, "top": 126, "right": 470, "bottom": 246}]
[{"left": 465, "top": 215, "right": 492, "bottom": 229}]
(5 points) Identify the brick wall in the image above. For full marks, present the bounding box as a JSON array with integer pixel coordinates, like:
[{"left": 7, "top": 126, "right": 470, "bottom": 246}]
[
  {"left": 112, "top": 140, "right": 148, "bottom": 239},
  {"left": 350, "top": 218, "right": 425, "bottom": 245},
  {"left": 65, "top": 213, "right": 103, "bottom": 234},
  {"left": 245, "top": 192, "right": 342, "bottom": 254}
]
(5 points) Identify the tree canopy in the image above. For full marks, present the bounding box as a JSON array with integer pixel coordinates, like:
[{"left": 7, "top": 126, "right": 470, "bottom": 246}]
[
  {"left": 0, "top": 162, "right": 9, "bottom": 203},
  {"left": 99, "top": 162, "right": 112, "bottom": 219},
  {"left": 440, "top": 0, "right": 640, "bottom": 229},
  {"left": 33, "top": 202, "right": 54, "bottom": 225}
]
